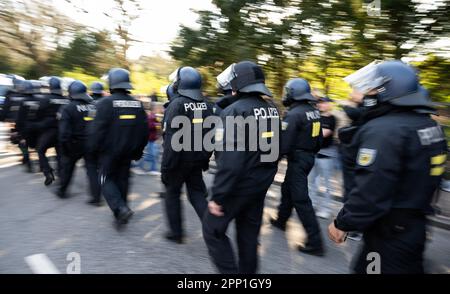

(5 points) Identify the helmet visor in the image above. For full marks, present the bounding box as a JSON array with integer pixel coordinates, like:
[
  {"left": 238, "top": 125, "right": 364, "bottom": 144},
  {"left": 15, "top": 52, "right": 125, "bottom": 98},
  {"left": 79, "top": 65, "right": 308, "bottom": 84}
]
[
  {"left": 344, "top": 61, "right": 389, "bottom": 94},
  {"left": 216, "top": 64, "right": 236, "bottom": 91}
]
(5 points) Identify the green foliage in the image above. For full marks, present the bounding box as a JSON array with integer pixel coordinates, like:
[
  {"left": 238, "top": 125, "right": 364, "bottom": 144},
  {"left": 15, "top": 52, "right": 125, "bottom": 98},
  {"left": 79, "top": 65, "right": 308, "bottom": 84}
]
[
  {"left": 130, "top": 68, "right": 170, "bottom": 96},
  {"left": 170, "top": 0, "right": 450, "bottom": 100},
  {"left": 413, "top": 55, "right": 450, "bottom": 103}
]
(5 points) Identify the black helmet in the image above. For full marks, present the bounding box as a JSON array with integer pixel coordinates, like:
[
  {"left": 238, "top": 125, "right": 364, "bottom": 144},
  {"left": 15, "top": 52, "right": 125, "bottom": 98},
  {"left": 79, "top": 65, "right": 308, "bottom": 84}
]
[
  {"left": 376, "top": 61, "right": 431, "bottom": 107},
  {"left": 171, "top": 67, "right": 203, "bottom": 101},
  {"left": 282, "top": 78, "right": 315, "bottom": 106},
  {"left": 166, "top": 83, "right": 177, "bottom": 101},
  {"left": 68, "top": 80, "right": 92, "bottom": 102},
  {"left": 20, "top": 80, "right": 41, "bottom": 94},
  {"left": 12, "top": 77, "right": 25, "bottom": 92},
  {"left": 90, "top": 82, "right": 104, "bottom": 95},
  {"left": 345, "top": 60, "right": 433, "bottom": 108},
  {"left": 228, "top": 61, "right": 272, "bottom": 97},
  {"left": 49, "top": 76, "right": 62, "bottom": 95},
  {"left": 108, "top": 68, "right": 133, "bottom": 91}
]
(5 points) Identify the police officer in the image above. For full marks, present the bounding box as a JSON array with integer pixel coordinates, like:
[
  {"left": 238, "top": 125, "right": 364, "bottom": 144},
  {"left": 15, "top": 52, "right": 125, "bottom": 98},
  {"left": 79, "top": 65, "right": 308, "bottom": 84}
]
[
  {"left": 202, "top": 61, "right": 280, "bottom": 274},
  {"left": 328, "top": 61, "right": 448, "bottom": 274},
  {"left": 270, "top": 78, "right": 325, "bottom": 256},
  {"left": 161, "top": 67, "right": 213, "bottom": 243},
  {"left": 15, "top": 80, "right": 43, "bottom": 172},
  {"left": 36, "top": 77, "right": 69, "bottom": 186},
  {"left": 90, "top": 82, "right": 104, "bottom": 101},
  {"left": 0, "top": 76, "right": 26, "bottom": 123},
  {"left": 0, "top": 77, "right": 29, "bottom": 166},
  {"left": 90, "top": 68, "right": 148, "bottom": 226},
  {"left": 55, "top": 81, "right": 100, "bottom": 204}
]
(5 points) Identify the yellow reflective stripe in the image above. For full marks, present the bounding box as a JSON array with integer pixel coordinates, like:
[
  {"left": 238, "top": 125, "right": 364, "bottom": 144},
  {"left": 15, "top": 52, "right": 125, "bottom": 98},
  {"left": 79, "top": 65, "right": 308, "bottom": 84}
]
[
  {"left": 312, "top": 122, "right": 321, "bottom": 137},
  {"left": 83, "top": 117, "right": 94, "bottom": 121},
  {"left": 262, "top": 131, "right": 274, "bottom": 138},
  {"left": 119, "top": 115, "right": 136, "bottom": 120},
  {"left": 431, "top": 167, "right": 445, "bottom": 176},
  {"left": 431, "top": 154, "right": 447, "bottom": 165},
  {"left": 192, "top": 118, "right": 204, "bottom": 124}
]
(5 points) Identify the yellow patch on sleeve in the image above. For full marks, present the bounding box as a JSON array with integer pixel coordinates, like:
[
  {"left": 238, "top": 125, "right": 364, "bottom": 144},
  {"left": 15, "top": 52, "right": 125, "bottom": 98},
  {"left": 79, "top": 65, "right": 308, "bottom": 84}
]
[
  {"left": 431, "top": 154, "right": 447, "bottom": 165},
  {"left": 357, "top": 148, "right": 377, "bottom": 167},
  {"left": 119, "top": 115, "right": 136, "bottom": 120}
]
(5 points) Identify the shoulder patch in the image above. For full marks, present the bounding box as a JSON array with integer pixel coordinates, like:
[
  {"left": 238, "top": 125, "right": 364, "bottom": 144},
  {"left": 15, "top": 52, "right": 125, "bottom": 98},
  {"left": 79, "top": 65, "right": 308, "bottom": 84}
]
[
  {"left": 357, "top": 148, "right": 377, "bottom": 167},
  {"left": 282, "top": 122, "right": 289, "bottom": 131}
]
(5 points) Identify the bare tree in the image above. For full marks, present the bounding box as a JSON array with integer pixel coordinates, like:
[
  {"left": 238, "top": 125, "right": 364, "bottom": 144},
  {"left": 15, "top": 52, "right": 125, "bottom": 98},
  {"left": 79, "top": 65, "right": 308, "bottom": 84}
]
[{"left": 0, "top": 0, "right": 78, "bottom": 76}]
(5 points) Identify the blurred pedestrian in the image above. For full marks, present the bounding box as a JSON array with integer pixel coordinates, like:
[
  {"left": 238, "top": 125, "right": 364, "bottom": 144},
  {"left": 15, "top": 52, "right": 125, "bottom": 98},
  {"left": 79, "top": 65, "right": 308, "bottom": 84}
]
[
  {"left": 309, "top": 96, "right": 337, "bottom": 219},
  {"left": 132, "top": 103, "right": 162, "bottom": 176}
]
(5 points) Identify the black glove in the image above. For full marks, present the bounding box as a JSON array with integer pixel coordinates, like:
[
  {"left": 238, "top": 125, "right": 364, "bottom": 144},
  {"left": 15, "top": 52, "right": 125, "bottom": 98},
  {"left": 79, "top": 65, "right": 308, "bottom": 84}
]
[{"left": 338, "top": 126, "right": 359, "bottom": 145}]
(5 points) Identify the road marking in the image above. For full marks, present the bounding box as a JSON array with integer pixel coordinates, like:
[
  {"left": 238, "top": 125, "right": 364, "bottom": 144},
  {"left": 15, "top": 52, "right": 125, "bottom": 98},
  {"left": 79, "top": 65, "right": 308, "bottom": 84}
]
[{"left": 25, "top": 254, "right": 60, "bottom": 274}]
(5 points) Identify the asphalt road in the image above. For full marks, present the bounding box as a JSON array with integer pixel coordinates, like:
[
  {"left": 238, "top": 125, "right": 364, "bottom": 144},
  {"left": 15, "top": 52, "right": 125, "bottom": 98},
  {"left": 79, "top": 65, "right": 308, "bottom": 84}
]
[
  {"left": 0, "top": 160, "right": 449, "bottom": 274},
  {"left": 0, "top": 123, "right": 449, "bottom": 274}
]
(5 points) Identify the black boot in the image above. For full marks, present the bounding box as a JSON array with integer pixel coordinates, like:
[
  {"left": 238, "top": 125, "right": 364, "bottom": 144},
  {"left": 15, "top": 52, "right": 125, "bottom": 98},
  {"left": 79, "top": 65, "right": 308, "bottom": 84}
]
[
  {"left": 53, "top": 187, "right": 67, "bottom": 199},
  {"left": 115, "top": 206, "right": 134, "bottom": 225},
  {"left": 270, "top": 217, "right": 286, "bottom": 231},
  {"left": 87, "top": 198, "right": 103, "bottom": 207},
  {"left": 298, "top": 242, "right": 325, "bottom": 257},
  {"left": 164, "top": 232, "right": 184, "bottom": 244},
  {"left": 44, "top": 170, "right": 55, "bottom": 186}
]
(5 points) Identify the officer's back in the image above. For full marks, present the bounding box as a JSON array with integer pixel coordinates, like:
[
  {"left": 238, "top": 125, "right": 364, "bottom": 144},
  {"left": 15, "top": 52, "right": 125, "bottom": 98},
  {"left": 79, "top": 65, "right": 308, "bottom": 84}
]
[
  {"left": 39, "top": 77, "right": 70, "bottom": 130},
  {"left": 282, "top": 101, "right": 322, "bottom": 156},
  {"left": 94, "top": 91, "right": 148, "bottom": 158},
  {"left": 214, "top": 94, "right": 280, "bottom": 197},
  {"left": 15, "top": 81, "right": 42, "bottom": 137},
  {"left": 164, "top": 94, "right": 212, "bottom": 163},
  {"left": 59, "top": 88, "right": 95, "bottom": 152}
]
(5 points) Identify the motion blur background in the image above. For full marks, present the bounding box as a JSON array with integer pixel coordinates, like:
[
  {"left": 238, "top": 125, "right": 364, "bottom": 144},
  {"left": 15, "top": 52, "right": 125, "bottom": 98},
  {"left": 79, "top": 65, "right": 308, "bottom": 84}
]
[
  {"left": 0, "top": 0, "right": 448, "bottom": 98},
  {"left": 0, "top": 0, "right": 449, "bottom": 157}
]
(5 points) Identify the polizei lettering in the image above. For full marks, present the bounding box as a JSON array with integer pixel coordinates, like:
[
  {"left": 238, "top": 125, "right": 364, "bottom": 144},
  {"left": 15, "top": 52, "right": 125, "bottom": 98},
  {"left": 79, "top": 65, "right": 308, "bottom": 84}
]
[
  {"left": 184, "top": 102, "right": 208, "bottom": 112},
  {"left": 306, "top": 110, "right": 321, "bottom": 121},
  {"left": 253, "top": 107, "right": 279, "bottom": 120},
  {"left": 113, "top": 100, "right": 141, "bottom": 108}
]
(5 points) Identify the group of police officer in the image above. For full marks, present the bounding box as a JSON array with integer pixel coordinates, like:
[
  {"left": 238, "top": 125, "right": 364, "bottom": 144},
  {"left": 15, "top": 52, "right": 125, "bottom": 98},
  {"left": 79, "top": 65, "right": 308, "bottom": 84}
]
[
  {"left": 160, "top": 60, "right": 447, "bottom": 274},
  {"left": 1, "top": 70, "right": 149, "bottom": 225},
  {"left": 0, "top": 59, "right": 447, "bottom": 275}
]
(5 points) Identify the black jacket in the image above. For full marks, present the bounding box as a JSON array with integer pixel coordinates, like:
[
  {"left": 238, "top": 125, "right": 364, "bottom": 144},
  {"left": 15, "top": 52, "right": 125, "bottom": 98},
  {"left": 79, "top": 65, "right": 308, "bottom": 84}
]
[
  {"left": 161, "top": 94, "right": 214, "bottom": 172},
  {"left": 89, "top": 92, "right": 148, "bottom": 160},
  {"left": 335, "top": 108, "right": 448, "bottom": 232},
  {"left": 58, "top": 98, "right": 96, "bottom": 156},
  {"left": 211, "top": 94, "right": 280, "bottom": 205},
  {"left": 15, "top": 94, "right": 43, "bottom": 138},
  {"left": 0, "top": 91, "right": 27, "bottom": 123},
  {"left": 37, "top": 93, "right": 70, "bottom": 130},
  {"left": 281, "top": 101, "right": 323, "bottom": 156}
]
